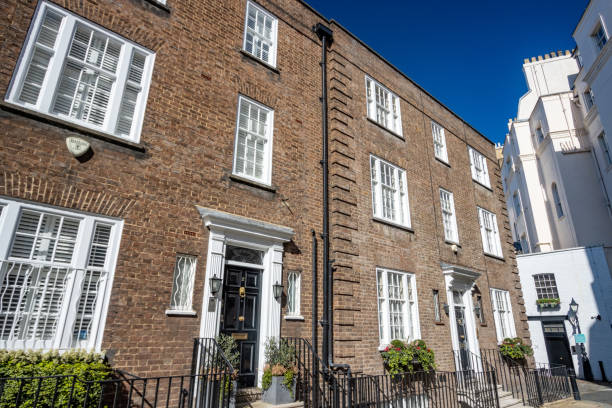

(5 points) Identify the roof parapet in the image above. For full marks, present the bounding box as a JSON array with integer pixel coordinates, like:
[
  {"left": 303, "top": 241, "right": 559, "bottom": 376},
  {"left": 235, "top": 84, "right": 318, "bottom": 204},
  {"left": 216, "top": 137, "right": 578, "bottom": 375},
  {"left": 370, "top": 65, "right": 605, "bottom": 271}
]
[{"left": 524, "top": 50, "right": 573, "bottom": 65}]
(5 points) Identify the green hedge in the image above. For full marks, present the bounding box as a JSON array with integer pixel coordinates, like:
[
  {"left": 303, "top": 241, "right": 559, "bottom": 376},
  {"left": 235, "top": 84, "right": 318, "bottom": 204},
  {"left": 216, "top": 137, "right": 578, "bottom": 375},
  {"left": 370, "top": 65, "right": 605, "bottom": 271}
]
[{"left": 0, "top": 350, "right": 111, "bottom": 408}]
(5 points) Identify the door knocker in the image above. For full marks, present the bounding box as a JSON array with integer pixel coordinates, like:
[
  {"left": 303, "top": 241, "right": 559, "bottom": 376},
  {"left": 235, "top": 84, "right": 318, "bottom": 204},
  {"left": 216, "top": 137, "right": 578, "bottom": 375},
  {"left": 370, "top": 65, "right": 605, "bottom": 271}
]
[{"left": 239, "top": 287, "right": 246, "bottom": 298}]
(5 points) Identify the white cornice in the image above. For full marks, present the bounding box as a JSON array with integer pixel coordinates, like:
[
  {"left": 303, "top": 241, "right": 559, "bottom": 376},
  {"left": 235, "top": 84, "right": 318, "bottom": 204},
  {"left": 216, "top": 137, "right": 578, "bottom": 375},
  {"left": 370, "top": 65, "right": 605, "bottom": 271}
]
[{"left": 196, "top": 206, "right": 294, "bottom": 243}]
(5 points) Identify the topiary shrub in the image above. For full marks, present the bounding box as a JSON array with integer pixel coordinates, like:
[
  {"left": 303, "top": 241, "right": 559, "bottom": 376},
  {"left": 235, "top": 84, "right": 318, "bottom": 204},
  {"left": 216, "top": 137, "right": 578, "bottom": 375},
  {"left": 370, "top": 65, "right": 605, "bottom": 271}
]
[{"left": 0, "top": 349, "right": 111, "bottom": 407}]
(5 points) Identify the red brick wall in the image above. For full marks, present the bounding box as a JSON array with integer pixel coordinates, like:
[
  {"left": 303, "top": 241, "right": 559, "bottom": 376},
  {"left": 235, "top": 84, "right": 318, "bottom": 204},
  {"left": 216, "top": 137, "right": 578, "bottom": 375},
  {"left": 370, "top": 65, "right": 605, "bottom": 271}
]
[{"left": 0, "top": 0, "right": 529, "bottom": 377}]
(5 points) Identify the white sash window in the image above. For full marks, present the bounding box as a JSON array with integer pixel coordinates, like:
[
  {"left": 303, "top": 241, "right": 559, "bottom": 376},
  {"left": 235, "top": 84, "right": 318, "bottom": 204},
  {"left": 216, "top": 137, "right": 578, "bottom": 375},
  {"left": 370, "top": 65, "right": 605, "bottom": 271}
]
[
  {"left": 468, "top": 147, "right": 490, "bottom": 188},
  {"left": 5, "top": 1, "right": 155, "bottom": 142},
  {"left": 490, "top": 289, "right": 516, "bottom": 342},
  {"left": 365, "top": 76, "right": 402, "bottom": 136},
  {"left": 477, "top": 207, "right": 503, "bottom": 258},
  {"left": 440, "top": 189, "right": 459, "bottom": 243},
  {"left": 370, "top": 155, "right": 410, "bottom": 228},
  {"left": 233, "top": 96, "right": 274, "bottom": 185},
  {"left": 376, "top": 268, "right": 418, "bottom": 346},
  {"left": 432, "top": 121, "right": 448, "bottom": 163},
  {"left": 243, "top": 1, "right": 278, "bottom": 67},
  {"left": 0, "top": 198, "right": 121, "bottom": 351}
]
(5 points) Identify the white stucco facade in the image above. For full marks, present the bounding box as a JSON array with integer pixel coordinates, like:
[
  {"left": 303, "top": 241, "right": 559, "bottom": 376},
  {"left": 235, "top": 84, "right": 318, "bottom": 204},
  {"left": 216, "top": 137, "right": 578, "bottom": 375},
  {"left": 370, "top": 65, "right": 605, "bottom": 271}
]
[{"left": 518, "top": 247, "right": 612, "bottom": 381}]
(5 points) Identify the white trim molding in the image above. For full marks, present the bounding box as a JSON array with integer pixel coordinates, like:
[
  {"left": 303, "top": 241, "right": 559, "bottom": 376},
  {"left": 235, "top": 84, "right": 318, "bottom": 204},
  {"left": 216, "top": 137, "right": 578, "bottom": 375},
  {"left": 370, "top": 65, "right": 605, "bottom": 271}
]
[
  {"left": 196, "top": 206, "right": 293, "bottom": 387},
  {"left": 442, "top": 263, "right": 482, "bottom": 372}
]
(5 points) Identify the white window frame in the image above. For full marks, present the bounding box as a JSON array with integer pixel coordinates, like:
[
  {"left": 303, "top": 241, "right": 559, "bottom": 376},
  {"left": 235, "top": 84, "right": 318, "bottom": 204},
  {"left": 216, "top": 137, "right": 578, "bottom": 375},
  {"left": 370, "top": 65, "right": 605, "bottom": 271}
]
[
  {"left": 431, "top": 121, "right": 448, "bottom": 163},
  {"left": 477, "top": 207, "right": 503, "bottom": 258},
  {"left": 513, "top": 191, "right": 522, "bottom": 216},
  {"left": 4, "top": 1, "right": 155, "bottom": 143},
  {"left": 376, "top": 268, "right": 419, "bottom": 348},
  {"left": 583, "top": 89, "right": 595, "bottom": 112},
  {"left": 166, "top": 254, "right": 197, "bottom": 315},
  {"left": 598, "top": 132, "right": 612, "bottom": 166},
  {"left": 365, "top": 76, "right": 402, "bottom": 136},
  {"left": 242, "top": 1, "right": 278, "bottom": 68},
  {"left": 0, "top": 197, "right": 122, "bottom": 351},
  {"left": 285, "top": 270, "right": 302, "bottom": 319},
  {"left": 592, "top": 21, "right": 608, "bottom": 52},
  {"left": 551, "top": 183, "right": 564, "bottom": 218},
  {"left": 490, "top": 288, "right": 516, "bottom": 343},
  {"left": 370, "top": 155, "right": 411, "bottom": 228},
  {"left": 439, "top": 188, "right": 459, "bottom": 243},
  {"left": 533, "top": 273, "right": 559, "bottom": 299},
  {"left": 468, "top": 147, "right": 491, "bottom": 188},
  {"left": 232, "top": 95, "right": 274, "bottom": 186}
]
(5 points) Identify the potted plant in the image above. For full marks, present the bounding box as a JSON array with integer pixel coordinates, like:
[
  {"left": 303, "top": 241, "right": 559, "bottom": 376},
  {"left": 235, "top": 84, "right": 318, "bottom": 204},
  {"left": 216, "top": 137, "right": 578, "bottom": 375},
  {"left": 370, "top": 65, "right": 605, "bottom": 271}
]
[
  {"left": 499, "top": 337, "right": 533, "bottom": 365},
  {"left": 380, "top": 339, "right": 436, "bottom": 376},
  {"left": 261, "top": 338, "right": 297, "bottom": 405},
  {"left": 536, "top": 298, "right": 561, "bottom": 308}
]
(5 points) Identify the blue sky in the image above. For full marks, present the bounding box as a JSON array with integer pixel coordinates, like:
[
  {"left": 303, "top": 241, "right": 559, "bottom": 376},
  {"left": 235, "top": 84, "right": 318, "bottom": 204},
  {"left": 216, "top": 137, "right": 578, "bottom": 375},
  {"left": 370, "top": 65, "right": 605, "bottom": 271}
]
[{"left": 305, "top": 0, "right": 589, "bottom": 144}]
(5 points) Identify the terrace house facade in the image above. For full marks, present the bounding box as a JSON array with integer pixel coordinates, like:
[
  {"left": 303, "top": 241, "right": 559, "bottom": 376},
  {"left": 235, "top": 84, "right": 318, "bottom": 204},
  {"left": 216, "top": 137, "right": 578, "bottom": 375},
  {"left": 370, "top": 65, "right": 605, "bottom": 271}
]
[{"left": 0, "top": 0, "right": 529, "bottom": 387}]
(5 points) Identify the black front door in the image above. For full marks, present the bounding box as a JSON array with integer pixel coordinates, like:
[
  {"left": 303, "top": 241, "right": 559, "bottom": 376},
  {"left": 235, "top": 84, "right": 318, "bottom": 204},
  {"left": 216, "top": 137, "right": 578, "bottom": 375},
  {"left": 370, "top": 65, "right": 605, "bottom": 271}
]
[
  {"left": 220, "top": 266, "right": 262, "bottom": 387},
  {"left": 542, "top": 321, "right": 572, "bottom": 368},
  {"left": 453, "top": 291, "right": 471, "bottom": 371}
]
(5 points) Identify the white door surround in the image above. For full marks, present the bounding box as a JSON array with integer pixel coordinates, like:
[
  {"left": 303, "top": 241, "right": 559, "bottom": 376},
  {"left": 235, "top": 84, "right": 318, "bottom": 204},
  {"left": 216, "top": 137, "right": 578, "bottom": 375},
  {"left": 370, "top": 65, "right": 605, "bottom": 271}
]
[
  {"left": 196, "top": 206, "right": 294, "bottom": 386},
  {"left": 443, "top": 263, "right": 482, "bottom": 372}
]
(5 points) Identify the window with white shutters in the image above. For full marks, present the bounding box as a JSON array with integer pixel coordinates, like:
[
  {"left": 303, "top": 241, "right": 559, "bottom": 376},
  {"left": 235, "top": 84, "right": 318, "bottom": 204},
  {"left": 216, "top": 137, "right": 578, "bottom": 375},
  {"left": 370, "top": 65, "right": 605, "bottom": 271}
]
[
  {"left": 169, "top": 254, "right": 197, "bottom": 312},
  {"left": 286, "top": 270, "right": 301, "bottom": 317},
  {"left": 0, "top": 198, "right": 121, "bottom": 351},
  {"left": 468, "top": 147, "right": 490, "bottom": 188},
  {"left": 432, "top": 121, "right": 448, "bottom": 163},
  {"left": 376, "top": 268, "right": 418, "bottom": 346},
  {"left": 490, "top": 289, "right": 516, "bottom": 342},
  {"left": 439, "top": 188, "right": 459, "bottom": 243},
  {"left": 5, "top": 1, "right": 154, "bottom": 142},
  {"left": 370, "top": 155, "right": 410, "bottom": 228},
  {"left": 365, "top": 76, "right": 402, "bottom": 136},
  {"left": 233, "top": 96, "right": 274, "bottom": 185},
  {"left": 477, "top": 207, "right": 503, "bottom": 258},
  {"left": 243, "top": 1, "right": 278, "bottom": 67}
]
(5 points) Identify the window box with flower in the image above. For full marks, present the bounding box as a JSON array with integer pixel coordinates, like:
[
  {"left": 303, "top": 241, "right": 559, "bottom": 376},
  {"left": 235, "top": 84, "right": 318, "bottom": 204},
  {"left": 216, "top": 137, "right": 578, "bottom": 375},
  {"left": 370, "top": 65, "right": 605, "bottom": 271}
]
[
  {"left": 380, "top": 339, "right": 436, "bottom": 376},
  {"left": 536, "top": 298, "right": 561, "bottom": 309},
  {"left": 499, "top": 337, "right": 533, "bottom": 365}
]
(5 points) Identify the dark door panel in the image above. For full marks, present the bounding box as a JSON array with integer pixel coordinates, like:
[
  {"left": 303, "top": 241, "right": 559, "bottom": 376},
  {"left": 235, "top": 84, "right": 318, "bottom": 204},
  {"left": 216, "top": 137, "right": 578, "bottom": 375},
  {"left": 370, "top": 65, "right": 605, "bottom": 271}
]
[
  {"left": 220, "top": 265, "right": 262, "bottom": 387},
  {"left": 542, "top": 321, "right": 572, "bottom": 369}
]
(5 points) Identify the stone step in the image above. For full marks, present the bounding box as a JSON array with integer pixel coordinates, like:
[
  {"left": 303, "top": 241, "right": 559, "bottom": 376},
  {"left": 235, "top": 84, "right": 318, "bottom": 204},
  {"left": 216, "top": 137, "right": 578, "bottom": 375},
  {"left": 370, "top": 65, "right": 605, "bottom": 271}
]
[
  {"left": 499, "top": 394, "right": 528, "bottom": 408},
  {"left": 236, "top": 387, "right": 263, "bottom": 404}
]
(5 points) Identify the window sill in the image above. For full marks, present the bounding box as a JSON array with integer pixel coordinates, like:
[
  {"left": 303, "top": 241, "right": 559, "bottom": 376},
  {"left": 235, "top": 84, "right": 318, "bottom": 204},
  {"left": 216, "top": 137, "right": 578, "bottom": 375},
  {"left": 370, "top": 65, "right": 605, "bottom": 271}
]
[
  {"left": 444, "top": 240, "right": 461, "bottom": 247},
  {"left": 434, "top": 321, "right": 445, "bottom": 325},
  {"left": 366, "top": 117, "right": 404, "bottom": 141},
  {"left": 240, "top": 50, "right": 280, "bottom": 75},
  {"left": 435, "top": 157, "right": 451, "bottom": 168},
  {"left": 143, "top": 0, "right": 171, "bottom": 13},
  {"left": 372, "top": 217, "right": 414, "bottom": 232},
  {"left": 484, "top": 252, "right": 505, "bottom": 262},
  {"left": 230, "top": 174, "right": 277, "bottom": 193},
  {"left": 1, "top": 101, "right": 146, "bottom": 153},
  {"left": 472, "top": 179, "right": 493, "bottom": 192},
  {"left": 284, "top": 315, "right": 305, "bottom": 321},
  {"left": 165, "top": 309, "right": 197, "bottom": 317}
]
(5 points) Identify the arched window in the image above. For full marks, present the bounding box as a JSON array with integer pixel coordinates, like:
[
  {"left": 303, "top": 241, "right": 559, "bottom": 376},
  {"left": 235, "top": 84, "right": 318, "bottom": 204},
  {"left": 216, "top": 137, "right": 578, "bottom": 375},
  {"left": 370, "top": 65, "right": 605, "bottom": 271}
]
[{"left": 552, "top": 183, "right": 564, "bottom": 218}]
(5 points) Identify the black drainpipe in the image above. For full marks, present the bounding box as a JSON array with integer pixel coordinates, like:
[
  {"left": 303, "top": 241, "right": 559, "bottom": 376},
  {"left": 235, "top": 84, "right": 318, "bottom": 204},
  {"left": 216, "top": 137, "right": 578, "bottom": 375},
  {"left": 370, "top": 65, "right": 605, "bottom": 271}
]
[{"left": 314, "top": 22, "right": 333, "bottom": 369}]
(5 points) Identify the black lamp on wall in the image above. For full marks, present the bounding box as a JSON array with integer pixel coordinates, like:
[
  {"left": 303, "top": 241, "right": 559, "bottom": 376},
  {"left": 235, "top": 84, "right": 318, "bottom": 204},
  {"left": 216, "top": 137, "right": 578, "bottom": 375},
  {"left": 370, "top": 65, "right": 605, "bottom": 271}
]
[
  {"left": 209, "top": 275, "right": 222, "bottom": 295},
  {"left": 273, "top": 281, "right": 284, "bottom": 301}
]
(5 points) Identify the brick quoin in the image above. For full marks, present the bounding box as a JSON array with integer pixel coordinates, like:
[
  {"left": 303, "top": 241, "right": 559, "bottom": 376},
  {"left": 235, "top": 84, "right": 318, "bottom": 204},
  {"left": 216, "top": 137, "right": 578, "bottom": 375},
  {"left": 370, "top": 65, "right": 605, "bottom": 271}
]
[{"left": 0, "top": 0, "right": 529, "bottom": 377}]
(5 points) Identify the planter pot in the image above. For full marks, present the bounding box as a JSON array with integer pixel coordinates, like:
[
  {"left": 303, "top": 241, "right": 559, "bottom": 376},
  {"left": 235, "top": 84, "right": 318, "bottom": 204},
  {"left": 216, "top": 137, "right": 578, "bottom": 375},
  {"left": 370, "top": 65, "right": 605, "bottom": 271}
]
[{"left": 262, "top": 376, "right": 295, "bottom": 405}]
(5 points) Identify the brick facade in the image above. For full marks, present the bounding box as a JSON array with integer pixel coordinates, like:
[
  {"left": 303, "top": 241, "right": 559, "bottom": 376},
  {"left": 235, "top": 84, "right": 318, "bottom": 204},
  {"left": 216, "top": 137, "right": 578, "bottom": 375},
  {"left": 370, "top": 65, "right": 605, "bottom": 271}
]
[{"left": 0, "top": 0, "right": 529, "bottom": 377}]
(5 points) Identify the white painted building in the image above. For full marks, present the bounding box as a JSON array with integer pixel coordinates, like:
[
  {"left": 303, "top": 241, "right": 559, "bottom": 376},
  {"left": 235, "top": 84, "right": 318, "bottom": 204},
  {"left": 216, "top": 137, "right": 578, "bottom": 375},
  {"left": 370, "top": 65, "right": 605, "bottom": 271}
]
[
  {"left": 501, "top": 7, "right": 612, "bottom": 380},
  {"left": 573, "top": 0, "right": 612, "bottom": 244},
  {"left": 518, "top": 247, "right": 612, "bottom": 382}
]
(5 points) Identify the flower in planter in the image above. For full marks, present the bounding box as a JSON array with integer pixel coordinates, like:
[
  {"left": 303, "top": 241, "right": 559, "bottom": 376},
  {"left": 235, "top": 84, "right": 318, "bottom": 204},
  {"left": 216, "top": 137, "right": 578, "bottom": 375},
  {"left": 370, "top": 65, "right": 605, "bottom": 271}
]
[
  {"left": 380, "top": 339, "right": 436, "bottom": 375},
  {"left": 536, "top": 298, "right": 561, "bottom": 308},
  {"left": 499, "top": 337, "right": 533, "bottom": 362}
]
